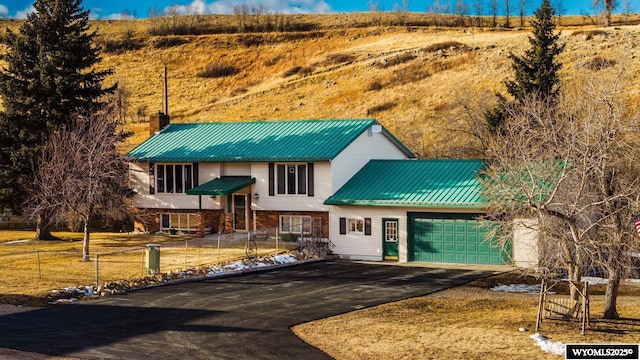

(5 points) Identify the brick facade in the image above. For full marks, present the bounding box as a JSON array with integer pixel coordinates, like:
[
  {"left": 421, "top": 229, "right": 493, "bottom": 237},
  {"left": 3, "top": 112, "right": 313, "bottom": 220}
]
[
  {"left": 133, "top": 208, "right": 224, "bottom": 237},
  {"left": 255, "top": 210, "right": 329, "bottom": 238}
]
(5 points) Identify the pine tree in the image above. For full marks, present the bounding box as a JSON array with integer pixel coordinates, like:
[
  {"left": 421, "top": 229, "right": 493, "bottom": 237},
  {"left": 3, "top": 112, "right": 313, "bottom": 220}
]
[
  {"left": 486, "top": 0, "right": 564, "bottom": 135},
  {"left": 505, "top": 0, "right": 564, "bottom": 102},
  {"left": 0, "top": 0, "right": 115, "bottom": 239}
]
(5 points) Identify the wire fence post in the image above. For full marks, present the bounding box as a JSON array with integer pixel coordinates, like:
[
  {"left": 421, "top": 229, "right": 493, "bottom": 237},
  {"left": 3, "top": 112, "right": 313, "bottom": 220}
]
[
  {"left": 217, "top": 234, "right": 221, "bottom": 263},
  {"left": 94, "top": 254, "right": 99, "bottom": 287},
  {"left": 184, "top": 240, "right": 188, "bottom": 270},
  {"left": 37, "top": 250, "right": 42, "bottom": 280}
]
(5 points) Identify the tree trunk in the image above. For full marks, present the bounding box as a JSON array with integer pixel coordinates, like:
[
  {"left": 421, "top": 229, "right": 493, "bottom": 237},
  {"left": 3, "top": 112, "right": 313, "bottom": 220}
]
[
  {"left": 604, "top": 2, "right": 612, "bottom": 27},
  {"left": 82, "top": 220, "right": 90, "bottom": 262},
  {"left": 35, "top": 214, "right": 58, "bottom": 240},
  {"left": 568, "top": 264, "right": 582, "bottom": 301},
  {"left": 603, "top": 269, "right": 620, "bottom": 319}
]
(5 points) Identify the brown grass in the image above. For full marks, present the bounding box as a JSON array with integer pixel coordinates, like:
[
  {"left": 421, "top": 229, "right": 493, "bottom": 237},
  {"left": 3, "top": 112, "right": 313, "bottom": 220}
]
[
  {"left": 293, "top": 272, "right": 640, "bottom": 360},
  {"left": 0, "top": 231, "right": 294, "bottom": 301}
]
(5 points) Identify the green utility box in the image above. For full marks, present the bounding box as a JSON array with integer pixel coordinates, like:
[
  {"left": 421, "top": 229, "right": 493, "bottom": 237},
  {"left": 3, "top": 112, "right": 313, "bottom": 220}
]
[{"left": 145, "top": 243, "right": 161, "bottom": 275}]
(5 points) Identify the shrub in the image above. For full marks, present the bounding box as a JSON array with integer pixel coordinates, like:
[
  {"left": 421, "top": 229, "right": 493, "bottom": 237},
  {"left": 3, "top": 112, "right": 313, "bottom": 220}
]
[
  {"left": 424, "top": 41, "right": 469, "bottom": 53},
  {"left": 389, "top": 62, "right": 431, "bottom": 86},
  {"left": 231, "top": 87, "right": 248, "bottom": 96},
  {"left": 279, "top": 232, "right": 297, "bottom": 242},
  {"left": 367, "top": 101, "right": 397, "bottom": 115},
  {"left": 571, "top": 30, "right": 608, "bottom": 40},
  {"left": 198, "top": 64, "right": 240, "bottom": 78},
  {"left": 367, "top": 80, "right": 384, "bottom": 91},
  {"left": 282, "top": 66, "right": 314, "bottom": 78},
  {"left": 283, "top": 66, "right": 302, "bottom": 77},
  {"left": 152, "top": 37, "right": 190, "bottom": 49},
  {"left": 99, "top": 37, "right": 144, "bottom": 54},
  {"left": 376, "top": 52, "right": 417, "bottom": 68},
  {"left": 324, "top": 53, "right": 356, "bottom": 65},
  {"left": 583, "top": 56, "right": 616, "bottom": 71}
]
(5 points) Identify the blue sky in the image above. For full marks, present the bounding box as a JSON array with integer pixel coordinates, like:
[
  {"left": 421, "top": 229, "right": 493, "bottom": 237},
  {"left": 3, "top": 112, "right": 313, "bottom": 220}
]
[{"left": 0, "top": 0, "right": 632, "bottom": 20}]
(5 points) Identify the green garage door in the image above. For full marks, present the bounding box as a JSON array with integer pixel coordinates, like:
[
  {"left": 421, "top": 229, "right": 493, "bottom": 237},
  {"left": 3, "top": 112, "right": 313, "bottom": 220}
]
[{"left": 408, "top": 213, "right": 510, "bottom": 265}]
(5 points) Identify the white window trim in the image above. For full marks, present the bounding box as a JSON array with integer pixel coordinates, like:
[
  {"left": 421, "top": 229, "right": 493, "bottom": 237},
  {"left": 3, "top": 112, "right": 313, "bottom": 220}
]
[
  {"left": 276, "top": 163, "right": 308, "bottom": 195},
  {"left": 161, "top": 212, "right": 198, "bottom": 232},
  {"left": 279, "top": 215, "right": 312, "bottom": 235},
  {"left": 155, "top": 163, "right": 194, "bottom": 194},
  {"left": 348, "top": 218, "right": 364, "bottom": 234}
]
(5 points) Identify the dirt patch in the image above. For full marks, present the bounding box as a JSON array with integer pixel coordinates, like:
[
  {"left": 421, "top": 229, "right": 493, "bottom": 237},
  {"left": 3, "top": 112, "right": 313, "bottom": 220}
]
[{"left": 293, "top": 272, "right": 640, "bottom": 360}]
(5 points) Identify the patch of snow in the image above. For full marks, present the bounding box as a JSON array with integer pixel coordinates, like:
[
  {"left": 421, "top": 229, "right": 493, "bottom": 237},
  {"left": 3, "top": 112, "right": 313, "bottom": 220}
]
[
  {"left": 49, "top": 297, "right": 79, "bottom": 304},
  {"left": 273, "top": 254, "right": 297, "bottom": 264},
  {"left": 530, "top": 333, "right": 565, "bottom": 355},
  {"left": 490, "top": 284, "right": 542, "bottom": 293}
]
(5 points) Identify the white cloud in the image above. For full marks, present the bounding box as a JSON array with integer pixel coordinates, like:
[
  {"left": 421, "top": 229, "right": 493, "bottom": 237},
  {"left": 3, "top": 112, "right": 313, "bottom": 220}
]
[
  {"left": 165, "top": 0, "right": 333, "bottom": 15},
  {"left": 15, "top": 5, "right": 34, "bottom": 19},
  {"left": 0, "top": 5, "right": 8, "bottom": 17}
]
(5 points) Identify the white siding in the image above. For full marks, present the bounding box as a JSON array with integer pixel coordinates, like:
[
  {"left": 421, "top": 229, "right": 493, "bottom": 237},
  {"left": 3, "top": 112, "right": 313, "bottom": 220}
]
[
  {"left": 329, "top": 206, "right": 491, "bottom": 263},
  {"left": 199, "top": 163, "right": 221, "bottom": 183},
  {"left": 513, "top": 218, "right": 539, "bottom": 269},
  {"left": 222, "top": 162, "right": 251, "bottom": 176},
  {"left": 329, "top": 206, "right": 408, "bottom": 262},
  {"left": 129, "top": 162, "right": 222, "bottom": 210},
  {"left": 250, "top": 162, "right": 331, "bottom": 212},
  {"left": 331, "top": 129, "right": 410, "bottom": 192}
]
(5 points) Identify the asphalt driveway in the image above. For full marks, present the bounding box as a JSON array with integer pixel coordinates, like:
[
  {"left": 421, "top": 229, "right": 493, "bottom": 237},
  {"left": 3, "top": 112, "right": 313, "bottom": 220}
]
[{"left": 0, "top": 260, "right": 501, "bottom": 359}]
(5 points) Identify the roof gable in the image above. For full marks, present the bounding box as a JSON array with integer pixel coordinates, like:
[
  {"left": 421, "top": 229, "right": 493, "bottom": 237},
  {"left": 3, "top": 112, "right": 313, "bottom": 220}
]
[
  {"left": 324, "top": 159, "right": 486, "bottom": 209},
  {"left": 127, "top": 119, "right": 413, "bottom": 162}
]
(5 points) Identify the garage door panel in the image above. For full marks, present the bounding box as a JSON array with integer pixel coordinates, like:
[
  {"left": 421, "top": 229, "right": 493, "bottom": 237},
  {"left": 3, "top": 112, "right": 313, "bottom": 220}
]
[{"left": 409, "top": 213, "right": 509, "bottom": 265}]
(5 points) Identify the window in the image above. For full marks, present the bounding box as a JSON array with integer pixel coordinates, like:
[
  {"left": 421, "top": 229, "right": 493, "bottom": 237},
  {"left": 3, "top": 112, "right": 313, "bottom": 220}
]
[
  {"left": 271, "top": 162, "right": 313, "bottom": 196},
  {"left": 153, "top": 164, "right": 197, "bottom": 194},
  {"left": 348, "top": 219, "right": 364, "bottom": 234},
  {"left": 160, "top": 213, "right": 197, "bottom": 232},
  {"left": 280, "top": 215, "right": 312, "bottom": 235},
  {"left": 339, "top": 217, "right": 372, "bottom": 236}
]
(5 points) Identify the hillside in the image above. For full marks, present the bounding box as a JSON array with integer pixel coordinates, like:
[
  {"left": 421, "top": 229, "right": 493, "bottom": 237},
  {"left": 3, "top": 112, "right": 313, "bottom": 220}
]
[{"left": 2, "top": 13, "right": 640, "bottom": 157}]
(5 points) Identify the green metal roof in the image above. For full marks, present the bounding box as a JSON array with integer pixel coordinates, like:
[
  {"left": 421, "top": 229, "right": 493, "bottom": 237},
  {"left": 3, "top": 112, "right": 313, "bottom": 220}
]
[
  {"left": 127, "top": 119, "right": 414, "bottom": 162},
  {"left": 324, "top": 159, "right": 487, "bottom": 209},
  {"left": 186, "top": 176, "right": 256, "bottom": 195}
]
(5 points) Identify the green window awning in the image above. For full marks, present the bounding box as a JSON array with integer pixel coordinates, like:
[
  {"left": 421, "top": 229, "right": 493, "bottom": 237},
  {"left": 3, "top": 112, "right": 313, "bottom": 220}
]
[{"left": 186, "top": 176, "right": 256, "bottom": 196}]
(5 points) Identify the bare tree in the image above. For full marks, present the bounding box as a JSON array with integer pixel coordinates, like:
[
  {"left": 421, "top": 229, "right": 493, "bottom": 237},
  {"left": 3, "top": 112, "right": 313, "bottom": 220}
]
[
  {"left": 27, "top": 106, "right": 132, "bottom": 261},
  {"left": 454, "top": 0, "right": 470, "bottom": 26},
  {"left": 111, "top": 81, "right": 131, "bottom": 124},
  {"left": 369, "top": 0, "right": 382, "bottom": 26},
  {"left": 479, "top": 64, "right": 640, "bottom": 319},
  {"left": 393, "top": 0, "right": 411, "bottom": 26},
  {"left": 233, "top": 4, "right": 249, "bottom": 32},
  {"left": 593, "top": 0, "right": 617, "bottom": 26},
  {"left": 620, "top": 0, "right": 633, "bottom": 24},
  {"left": 473, "top": 0, "right": 484, "bottom": 26},
  {"left": 518, "top": 0, "right": 527, "bottom": 27},
  {"left": 490, "top": 0, "right": 499, "bottom": 27},
  {"left": 554, "top": 0, "right": 565, "bottom": 25},
  {"left": 166, "top": 5, "right": 181, "bottom": 35},
  {"left": 504, "top": 0, "right": 512, "bottom": 27}
]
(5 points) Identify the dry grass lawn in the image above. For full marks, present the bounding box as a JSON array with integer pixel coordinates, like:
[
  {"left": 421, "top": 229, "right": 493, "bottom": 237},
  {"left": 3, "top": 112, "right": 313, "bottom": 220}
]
[
  {"left": 293, "top": 273, "right": 640, "bottom": 359},
  {"left": 0, "top": 231, "right": 293, "bottom": 306}
]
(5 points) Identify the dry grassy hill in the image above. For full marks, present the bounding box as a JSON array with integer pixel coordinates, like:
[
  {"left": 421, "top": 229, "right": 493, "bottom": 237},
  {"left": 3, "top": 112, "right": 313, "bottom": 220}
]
[{"left": 2, "top": 13, "right": 640, "bottom": 157}]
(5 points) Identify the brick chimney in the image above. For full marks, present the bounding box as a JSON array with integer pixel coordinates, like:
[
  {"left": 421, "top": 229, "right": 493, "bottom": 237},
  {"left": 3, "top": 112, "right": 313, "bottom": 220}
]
[{"left": 149, "top": 112, "right": 170, "bottom": 136}]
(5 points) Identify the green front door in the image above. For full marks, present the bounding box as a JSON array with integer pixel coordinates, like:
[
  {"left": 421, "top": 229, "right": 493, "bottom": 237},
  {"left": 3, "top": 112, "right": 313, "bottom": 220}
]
[
  {"left": 408, "top": 213, "right": 509, "bottom": 265},
  {"left": 383, "top": 218, "right": 399, "bottom": 260}
]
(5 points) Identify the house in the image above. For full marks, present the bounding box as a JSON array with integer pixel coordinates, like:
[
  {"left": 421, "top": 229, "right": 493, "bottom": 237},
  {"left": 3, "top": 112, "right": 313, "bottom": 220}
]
[
  {"left": 324, "top": 159, "right": 538, "bottom": 267},
  {"left": 127, "top": 115, "right": 537, "bottom": 267},
  {"left": 126, "top": 115, "right": 414, "bottom": 238}
]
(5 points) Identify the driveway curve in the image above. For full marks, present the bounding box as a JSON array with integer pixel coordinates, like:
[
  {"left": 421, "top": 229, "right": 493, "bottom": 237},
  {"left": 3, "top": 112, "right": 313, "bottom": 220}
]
[{"left": 0, "top": 260, "right": 501, "bottom": 359}]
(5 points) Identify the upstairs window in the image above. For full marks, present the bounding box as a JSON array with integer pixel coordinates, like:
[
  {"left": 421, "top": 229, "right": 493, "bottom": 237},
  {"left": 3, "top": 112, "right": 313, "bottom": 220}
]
[
  {"left": 153, "top": 163, "right": 198, "bottom": 194},
  {"left": 269, "top": 163, "right": 314, "bottom": 196}
]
